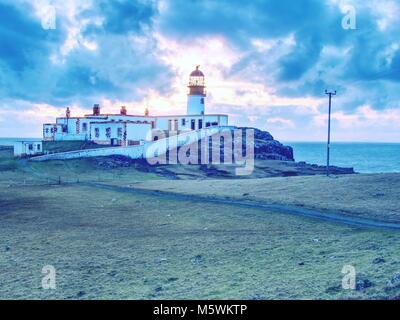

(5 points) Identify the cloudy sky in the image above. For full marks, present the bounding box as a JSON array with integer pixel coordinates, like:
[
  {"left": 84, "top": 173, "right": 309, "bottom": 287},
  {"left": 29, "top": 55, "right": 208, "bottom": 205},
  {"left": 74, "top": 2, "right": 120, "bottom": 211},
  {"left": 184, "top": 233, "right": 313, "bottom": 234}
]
[{"left": 0, "top": 0, "right": 399, "bottom": 141}]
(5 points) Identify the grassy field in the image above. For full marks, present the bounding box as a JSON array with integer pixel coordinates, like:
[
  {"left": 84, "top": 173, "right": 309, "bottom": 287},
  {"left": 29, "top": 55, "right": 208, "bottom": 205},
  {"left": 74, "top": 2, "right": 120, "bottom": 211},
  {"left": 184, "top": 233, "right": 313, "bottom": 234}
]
[
  {"left": 133, "top": 174, "right": 400, "bottom": 223},
  {"left": 0, "top": 147, "right": 400, "bottom": 299}
]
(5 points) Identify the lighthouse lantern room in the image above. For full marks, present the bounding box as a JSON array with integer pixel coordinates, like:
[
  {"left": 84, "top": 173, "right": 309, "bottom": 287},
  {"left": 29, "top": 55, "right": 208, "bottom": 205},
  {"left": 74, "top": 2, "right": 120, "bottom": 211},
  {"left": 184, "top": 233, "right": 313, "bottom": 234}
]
[{"left": 187, "top": 65, "right": 206, "bottom": 115}]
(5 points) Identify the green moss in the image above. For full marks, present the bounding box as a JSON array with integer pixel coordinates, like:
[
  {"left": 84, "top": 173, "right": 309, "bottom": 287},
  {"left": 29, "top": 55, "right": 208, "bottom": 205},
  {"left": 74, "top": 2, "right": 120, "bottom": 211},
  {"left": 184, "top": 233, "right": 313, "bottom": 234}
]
[{"left": 43, "top": 141, "right": 109, "bottom": 153}]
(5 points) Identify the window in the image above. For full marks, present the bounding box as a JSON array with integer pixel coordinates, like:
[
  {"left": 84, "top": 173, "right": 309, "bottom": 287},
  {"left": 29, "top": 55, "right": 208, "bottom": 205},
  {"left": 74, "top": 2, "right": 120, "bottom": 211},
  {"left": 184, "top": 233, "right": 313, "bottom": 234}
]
[
  {"left": 28, "top": 144, "right": 33, "bottom": 150},
  {"left": 206, "top": 122, "right": 211, "bottom": 127},
  {"left": 37, "top": 144, "right": 41, "bottom": 151},
  {"left": 191, "top": 119, "right": 195, "bottom": 130},
  {"left": 117, "top": 128, "right": 123, "bottom": 138},
  {"left": 198, "top": 119, "right": 203, "bottom": 129},
  {"left": 45, "top": 128, "right": 49, "bottom": 133},
  {"left": 200, "top": 98, "right": 204, "bottom": 104},
  {"left": 82, "top": 123, "right": 87, "bottom": 132},
  {"left": 95, "top": 128, "right": 100, "bottom": 138},
  {"left": 181, "top": 118, "right": 186, "bottom": 126},
  {"left": 106, "top": 127, "right": 111, "bottom": 138}
]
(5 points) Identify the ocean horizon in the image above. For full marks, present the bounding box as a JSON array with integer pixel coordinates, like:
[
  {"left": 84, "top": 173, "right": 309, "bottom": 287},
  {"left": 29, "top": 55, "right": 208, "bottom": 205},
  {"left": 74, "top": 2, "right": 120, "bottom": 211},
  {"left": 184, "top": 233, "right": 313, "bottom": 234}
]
[
  {"left": 1, "top": 138, "right": 399, "bottom": 174},
  {"left": 285, "top": 141, "right": 400, "bottom": 174}
]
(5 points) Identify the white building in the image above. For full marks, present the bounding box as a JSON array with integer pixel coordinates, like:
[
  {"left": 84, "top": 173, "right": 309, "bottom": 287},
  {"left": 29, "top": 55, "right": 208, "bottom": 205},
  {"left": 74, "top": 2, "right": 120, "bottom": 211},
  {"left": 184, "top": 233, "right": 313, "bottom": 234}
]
[
  {"left": 90, "top": 121, "right": 153, "bottom": 146},
  {"left": 43, "top": 66, "right": 229, "bottom": 146},
  {"left": 14, "top": 140, "right": 43, "bottom": 157}
]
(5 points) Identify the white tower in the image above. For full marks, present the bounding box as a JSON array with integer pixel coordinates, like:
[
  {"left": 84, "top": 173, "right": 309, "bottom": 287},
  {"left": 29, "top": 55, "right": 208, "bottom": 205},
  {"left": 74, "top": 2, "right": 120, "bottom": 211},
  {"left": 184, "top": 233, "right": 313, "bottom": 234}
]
[{"left": 187, "top": 65, "right": 206, "bottom": 115}]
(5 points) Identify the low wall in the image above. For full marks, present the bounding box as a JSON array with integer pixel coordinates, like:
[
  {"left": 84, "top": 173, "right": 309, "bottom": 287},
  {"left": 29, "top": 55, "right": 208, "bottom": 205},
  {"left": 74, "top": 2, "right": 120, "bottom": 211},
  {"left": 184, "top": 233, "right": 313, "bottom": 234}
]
[{"left": 31, "top": 144, "right": 145, "bottom": 161}]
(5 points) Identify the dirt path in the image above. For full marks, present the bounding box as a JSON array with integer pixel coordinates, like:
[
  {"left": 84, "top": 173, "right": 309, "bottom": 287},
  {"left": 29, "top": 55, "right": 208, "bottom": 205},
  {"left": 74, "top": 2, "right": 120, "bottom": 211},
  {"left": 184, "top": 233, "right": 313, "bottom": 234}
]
[{"left": 84, "top": 182, "right": 400, "bottom": 231}]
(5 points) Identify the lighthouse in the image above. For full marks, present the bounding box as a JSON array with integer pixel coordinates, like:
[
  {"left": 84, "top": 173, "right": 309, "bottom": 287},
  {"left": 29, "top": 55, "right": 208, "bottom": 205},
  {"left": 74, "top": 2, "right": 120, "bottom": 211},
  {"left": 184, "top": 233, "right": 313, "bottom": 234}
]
[
  {"left": 187, "top": 65, "right": 206, "bottom": 115},
  {"left": 43, "top": 66, "right": 229, "bottom": 144}
]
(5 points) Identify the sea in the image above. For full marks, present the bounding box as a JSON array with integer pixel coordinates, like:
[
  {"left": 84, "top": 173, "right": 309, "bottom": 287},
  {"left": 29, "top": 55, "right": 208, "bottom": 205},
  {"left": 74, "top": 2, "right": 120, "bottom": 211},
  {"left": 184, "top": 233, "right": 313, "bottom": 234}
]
[
  {"left": 1, "top": 138, "right": 399, "bottom": 174},
  {"left": 286, "top": 142, "right": 400, "bottom": 174},
  {"left": 0, "top": 138, "right": 41, "bottom": 146}
]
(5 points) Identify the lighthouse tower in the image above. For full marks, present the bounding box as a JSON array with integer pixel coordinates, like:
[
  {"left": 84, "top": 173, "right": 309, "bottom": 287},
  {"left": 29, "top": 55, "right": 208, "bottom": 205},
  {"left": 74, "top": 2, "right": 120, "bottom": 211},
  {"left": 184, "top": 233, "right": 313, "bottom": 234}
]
[{"left": 187, "top": 65, "right": 206, "bottom": 115}]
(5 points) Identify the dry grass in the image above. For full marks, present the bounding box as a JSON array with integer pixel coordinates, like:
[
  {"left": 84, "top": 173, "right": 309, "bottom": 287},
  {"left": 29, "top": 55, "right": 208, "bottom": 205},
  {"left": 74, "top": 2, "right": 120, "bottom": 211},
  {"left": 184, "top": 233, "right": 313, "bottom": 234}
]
[
  {"left": 133, "top": 174, "right": 400, "bottom": 222},
  {"left": 1, "top": 183, "right": 400, "bottom": 299}
]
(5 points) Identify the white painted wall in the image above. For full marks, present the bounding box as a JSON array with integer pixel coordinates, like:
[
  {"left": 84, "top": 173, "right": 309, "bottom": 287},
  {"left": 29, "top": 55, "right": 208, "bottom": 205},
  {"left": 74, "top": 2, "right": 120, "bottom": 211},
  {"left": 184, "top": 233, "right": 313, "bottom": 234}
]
[
  {"left": 43, "top": 124, "right": 64, "bottom": 140},
  {"left": 126, "top": 123, "right": 152, "bottom": 142},
  {"left": 90, "top": 122, "right": 152, "bottom": 145},
  {"left": 187, "top": 95, "right": 205, "bottom": 115},
  {"left": 155, "top": 115, "right": 227, "bottom": 131},
  {"left": 14, "top": 141, "right": 43, "bottom": 157},
  {"left": 90, "top": 122, "right": 125, "bottom": 144}
]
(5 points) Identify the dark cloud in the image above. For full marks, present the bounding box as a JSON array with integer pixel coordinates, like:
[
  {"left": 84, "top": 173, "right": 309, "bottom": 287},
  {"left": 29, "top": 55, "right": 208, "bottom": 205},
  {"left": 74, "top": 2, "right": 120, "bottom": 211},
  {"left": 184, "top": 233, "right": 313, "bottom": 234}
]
[
  {"left": 0, "top": 0, "right": 172, "bottom": 108},
  {"left": 0, "top": 1, "right": 64, "bottom": 72},
  {"left": 82, "top": 0, "right": 157, "bottom": 35},
  {"left": 158, "top": 0, "right": 331, "bottom": 45},
  {"left": 278, "top": 33, "right": 324, "bottom": 81}
]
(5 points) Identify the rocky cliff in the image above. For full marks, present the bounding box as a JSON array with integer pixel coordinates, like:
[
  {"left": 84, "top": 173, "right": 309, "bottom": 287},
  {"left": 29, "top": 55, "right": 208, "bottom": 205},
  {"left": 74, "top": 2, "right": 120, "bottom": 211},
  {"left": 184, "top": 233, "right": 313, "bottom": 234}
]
[{"left": 238, "top": 127, "right": 294, "bottom": 161}]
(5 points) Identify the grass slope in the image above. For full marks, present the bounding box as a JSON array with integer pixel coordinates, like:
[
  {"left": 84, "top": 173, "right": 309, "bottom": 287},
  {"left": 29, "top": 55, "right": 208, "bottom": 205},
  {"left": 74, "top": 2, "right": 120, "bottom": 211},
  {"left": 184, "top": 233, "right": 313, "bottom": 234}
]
[
  {"left": 134, "top": 174, "right": 400, "bottom": 223},
  {"left": 1, "top": 183, "right": 400, "bottom": 299}
]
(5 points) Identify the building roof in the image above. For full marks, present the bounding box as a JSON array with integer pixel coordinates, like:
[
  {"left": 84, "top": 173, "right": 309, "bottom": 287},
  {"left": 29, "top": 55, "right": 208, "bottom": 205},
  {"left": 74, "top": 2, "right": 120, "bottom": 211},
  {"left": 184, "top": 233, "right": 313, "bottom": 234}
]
[
  {"left": 56, "top": 113, "right": 228, "bottom": 120},
  {"left": 91, "top": 120, "right": 153, "bottom": 125},
  {"left": 83, "top": 114, "right": 141, "bottom": 117},
  {"left": 15, "top": 140, "right": 42, "bottom": 143},
  {"left": 190, "top": 65, "right": 204, "bottom": 77}
]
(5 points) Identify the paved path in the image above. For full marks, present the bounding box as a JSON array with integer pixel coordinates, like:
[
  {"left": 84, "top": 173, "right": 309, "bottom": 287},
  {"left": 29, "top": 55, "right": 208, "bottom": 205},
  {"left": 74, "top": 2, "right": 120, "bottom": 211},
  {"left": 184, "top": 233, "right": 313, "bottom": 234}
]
[{"left": 84, "top": 182, "right": 400, "bottom": 231}]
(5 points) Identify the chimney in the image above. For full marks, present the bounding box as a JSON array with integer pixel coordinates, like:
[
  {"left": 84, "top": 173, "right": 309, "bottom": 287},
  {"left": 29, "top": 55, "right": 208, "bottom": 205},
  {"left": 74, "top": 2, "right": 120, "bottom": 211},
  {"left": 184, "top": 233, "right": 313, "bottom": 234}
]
[
  {"left": 93, "top": 104, "right": 100, "bottom": 116},
  {"left": 145, "top": 107, "right": 149, "bottom": 116},
  {"left": 120, "top": 106, "right": 127, "bottom": 115}
]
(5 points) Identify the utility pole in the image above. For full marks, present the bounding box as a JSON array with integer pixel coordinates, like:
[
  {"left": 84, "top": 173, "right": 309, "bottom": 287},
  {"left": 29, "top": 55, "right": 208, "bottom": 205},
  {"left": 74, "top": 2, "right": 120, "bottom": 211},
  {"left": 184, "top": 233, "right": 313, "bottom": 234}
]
[{"left": 325, "top": 90, "right": 336, "bottom": 176}]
